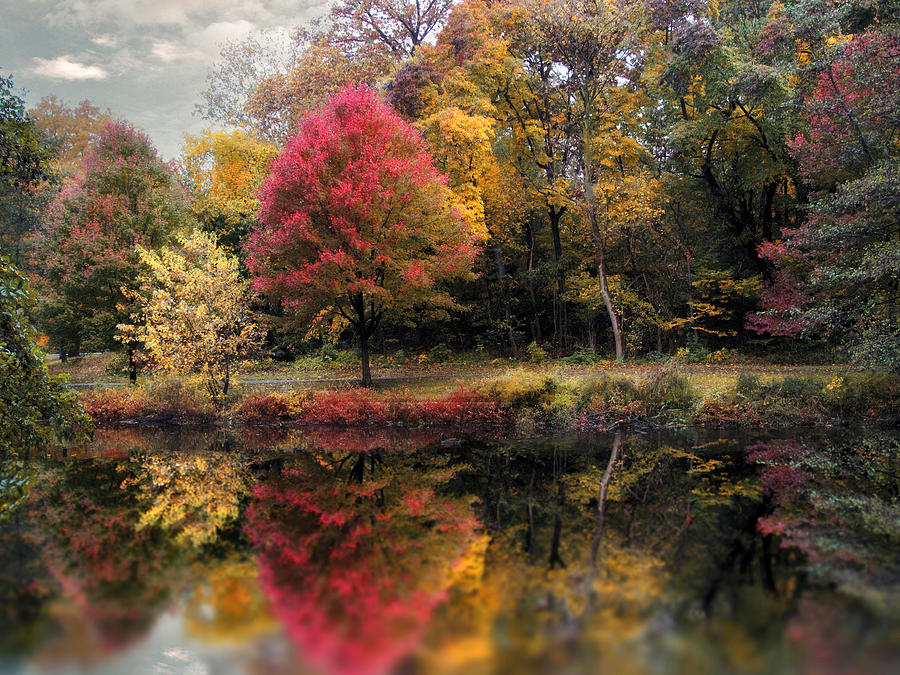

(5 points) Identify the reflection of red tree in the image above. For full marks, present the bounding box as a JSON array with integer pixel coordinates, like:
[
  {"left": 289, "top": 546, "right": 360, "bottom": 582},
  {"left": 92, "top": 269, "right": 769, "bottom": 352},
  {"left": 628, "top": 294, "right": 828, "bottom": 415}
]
[
  {"left": 246, "top": 460, "right": 479, "bottom": 675},
  {"left": 239, "top": 426, "right": 441, "bottom": 455},
  {"left": 28, "top": 462, "right": 178, "bottom": 652}
]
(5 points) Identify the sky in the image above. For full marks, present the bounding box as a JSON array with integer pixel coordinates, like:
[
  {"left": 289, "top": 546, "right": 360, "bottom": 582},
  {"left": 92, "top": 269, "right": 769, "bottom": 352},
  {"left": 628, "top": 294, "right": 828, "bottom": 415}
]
[{"left": 0, "top": 1, "right": 328, "bottom": 160}]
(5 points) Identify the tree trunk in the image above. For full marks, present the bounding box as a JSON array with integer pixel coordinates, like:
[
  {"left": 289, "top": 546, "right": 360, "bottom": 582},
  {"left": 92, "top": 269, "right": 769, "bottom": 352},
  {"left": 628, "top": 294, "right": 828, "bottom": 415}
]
[
  {"left": 493, "top": 246, "right": 519, "bottom": 355},
  {"left": 359, "top": 332, "right": 372, "bottom": 387},
  {"left": 525, "top": 220, "right": 543, "bottom": 342},
  {"left": 128, "top": 345, "right": 137, "bottom": 384},
  {"left": 582, "top": 118, "right": 623, "bottom": 361},
  {"left": 548, "top": 207, "right": 568, "bottom": 348},
  {"left": 590, "top": 212, "right": 624, "bottom": 360},
  {"left": 589, "top": 432, "right": 622, "bottom": 569}
]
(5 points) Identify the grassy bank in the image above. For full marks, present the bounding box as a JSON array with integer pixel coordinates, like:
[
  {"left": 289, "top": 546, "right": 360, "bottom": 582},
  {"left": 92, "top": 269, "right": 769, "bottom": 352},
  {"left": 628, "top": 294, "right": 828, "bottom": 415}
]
[{"left": 72, "top": 359, "right": 900, "bottom": 431}]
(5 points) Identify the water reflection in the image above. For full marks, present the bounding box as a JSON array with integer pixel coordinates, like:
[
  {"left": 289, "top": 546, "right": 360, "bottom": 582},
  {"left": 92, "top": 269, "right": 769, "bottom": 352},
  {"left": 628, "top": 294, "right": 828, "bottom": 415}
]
[{"left": 0, "top": 427, "right": 896, "bottom": 674}]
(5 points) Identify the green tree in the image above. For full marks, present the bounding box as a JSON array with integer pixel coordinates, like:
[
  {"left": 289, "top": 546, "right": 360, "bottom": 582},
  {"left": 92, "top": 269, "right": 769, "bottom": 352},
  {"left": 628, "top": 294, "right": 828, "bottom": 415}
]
[
  {"left": 0, "top": 74, "right": 54, "bottom": 267},
  {"left": 0, "top": 255, "right": 89, "bottom": 456}
]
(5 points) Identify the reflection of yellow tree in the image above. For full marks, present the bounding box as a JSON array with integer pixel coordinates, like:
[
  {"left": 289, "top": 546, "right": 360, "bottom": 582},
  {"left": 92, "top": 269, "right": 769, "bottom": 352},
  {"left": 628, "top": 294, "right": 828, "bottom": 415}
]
[
  {"left": 184, "top": 556, "right": 277, "bottom": 645},
  {"left": 421, "top": 435, "right": 776, "bottom": 674},
  {"left": 125, "top": 450, "right": 251, "bottom": 547}
]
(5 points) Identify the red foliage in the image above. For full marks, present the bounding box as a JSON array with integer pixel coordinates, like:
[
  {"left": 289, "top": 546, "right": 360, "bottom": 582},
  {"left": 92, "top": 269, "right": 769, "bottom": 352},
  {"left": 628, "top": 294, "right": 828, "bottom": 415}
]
[
  {"left": 231, "top": 392, "right": 297, "bottom": 425},
  {"left": 246, "top": 460, "right": 480, "bottom": 675},
  {"left": 37, "top": 121, "right": 187, "bottom": 348},
  {"left": 27, "top": 461, "right": 179, "bottom": 651},
  {"left": 81, "top": 388, "right": 145, "bottom": 424},
  {"left": 233, "top": 387, "right": 510, "bottom": 428},
  {"left": 245, "top": 86, "right": 476, "bottom": 374}
]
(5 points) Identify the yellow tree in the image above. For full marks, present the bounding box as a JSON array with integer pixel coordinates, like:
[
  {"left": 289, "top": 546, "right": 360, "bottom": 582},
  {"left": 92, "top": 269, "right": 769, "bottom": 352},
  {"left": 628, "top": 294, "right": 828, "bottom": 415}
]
[
  {"left": 122, "top": 231, "right": 262, "bottom": 404},
  {"left": 527, "top": 0, "right": 642, "bottom": 359},
  {"left": 180, "top": 130, "right": 278, "bottom": 255},
  {"left": 29, "top": 96, "right": 115, "bottom": 175}
]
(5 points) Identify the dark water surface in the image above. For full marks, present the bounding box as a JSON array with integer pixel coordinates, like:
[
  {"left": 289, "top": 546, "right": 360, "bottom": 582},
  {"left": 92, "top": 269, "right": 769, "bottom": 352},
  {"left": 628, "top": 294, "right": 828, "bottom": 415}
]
[{"left": 1, "top": 426, "right": 897, "bottom": 675}]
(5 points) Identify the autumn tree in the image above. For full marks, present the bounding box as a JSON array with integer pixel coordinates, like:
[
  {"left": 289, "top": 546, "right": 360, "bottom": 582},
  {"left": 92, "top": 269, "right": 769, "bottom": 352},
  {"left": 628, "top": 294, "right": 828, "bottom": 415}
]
[
  {"left": 124, "top": 231, "right": 262, "bottom": 404},
  {"left": 29, "top": 96, "right": 115, "bottom": 175},
  {"left": 525, "top": 0, "right": 641, "bottom": 359},
  {"left": 37, "top": 121, "right": 190, "bottom": 357},
  {"left": 750, "top": 22, "right": 900, "bottom": 369},
  {"left": 180, "top": 130, "right": 278, "bottom": 255},
  {"left": 247, "top": 86, "right": 476, "bottom": 385}
]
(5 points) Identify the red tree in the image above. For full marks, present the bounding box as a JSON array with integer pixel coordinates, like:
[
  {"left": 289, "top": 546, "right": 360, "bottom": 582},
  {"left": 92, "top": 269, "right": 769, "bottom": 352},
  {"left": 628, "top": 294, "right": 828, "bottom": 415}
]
[
  {"left": 246, "top": 85, "right": 476, "bottom": 385},
  {"left": 246, "top": 456, "right": 480, "bottom": 675}
]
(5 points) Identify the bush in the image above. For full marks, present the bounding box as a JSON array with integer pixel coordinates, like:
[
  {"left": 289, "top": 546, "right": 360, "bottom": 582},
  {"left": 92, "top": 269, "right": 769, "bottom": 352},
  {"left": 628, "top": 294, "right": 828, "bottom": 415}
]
[
  {"left": 81, "top": 376, "right": 215, "bottom": 425},
  {"left": 561, "top": 348, "right": 606, "bottom": 365},
  {"left": 735, "top": 373, "right": 763, "bottom": 398},
  {"left": 578, "top": 375, "right": 641, "bottom": 410},
  {"left": 81, "top": 387, "right": 146, "bottom": 424},
  {"left": 232, "top": 392, "right": 298, "bottom": 425},
  {"left": 428, "top": 343, "right": 453, "bottom": 364},
  {"left": 675, "top": 333, "right": 709, "bottom": 364},
  {"left": 525, "top": 341, "right": 548, "bottom": 364},
  {"left": 485, "top": 370, "right": 560, "bottom": 410},
  {"left": 772, "top": 376, "right": 821, "bottom": 402},
  {"left": 827, "top": 372, "right": 900, "bottom": 420},
  {"left": 639, "top": 364, "right": 697, "bottom": 419},
  {"left": 138, "top": 376, "right": 216, "bottom": 422}
]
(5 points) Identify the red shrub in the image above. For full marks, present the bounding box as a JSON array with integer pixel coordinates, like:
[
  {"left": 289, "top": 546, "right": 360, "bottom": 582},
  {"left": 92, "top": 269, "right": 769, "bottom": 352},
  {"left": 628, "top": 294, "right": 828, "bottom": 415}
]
[
  {"left": 232, "top": 387, "right": 511, "bottom": 428},
  {"left": 232, "top": 393, "right": 296, "bottom": 425},
  {"left": 81, "top": 388, "right": 144, "bottom": 425}
]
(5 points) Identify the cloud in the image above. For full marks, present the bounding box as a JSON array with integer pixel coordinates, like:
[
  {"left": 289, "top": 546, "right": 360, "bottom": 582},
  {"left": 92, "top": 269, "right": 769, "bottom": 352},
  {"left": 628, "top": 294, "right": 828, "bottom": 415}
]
[
  {"left": 90, "top": 34, "right": 118, "bottom": 48},
  {"left": 151, "top": 41, "right": 195, "bottom": 63},
  {"left": 31, "top": 55, "right": 109, "bottom": 81}
]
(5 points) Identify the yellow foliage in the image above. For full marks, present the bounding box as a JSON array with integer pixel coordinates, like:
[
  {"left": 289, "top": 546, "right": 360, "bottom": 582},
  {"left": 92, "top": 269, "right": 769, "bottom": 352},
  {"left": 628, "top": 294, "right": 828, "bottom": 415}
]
[
  {"left": 124, "top": 450, "right": 251, "bottom": 546},
  {"left": 119, "top": 230, "right": 262, "bottom": 404},
  {"left": 180, "top": 130, "right": 277, "bottom": 251}
]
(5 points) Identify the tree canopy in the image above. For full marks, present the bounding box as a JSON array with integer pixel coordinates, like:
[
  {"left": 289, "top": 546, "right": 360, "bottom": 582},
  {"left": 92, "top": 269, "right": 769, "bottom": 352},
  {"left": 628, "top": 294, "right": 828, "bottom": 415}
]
[{"left": 246, "top": 86, "right": 476, "bottom": 384}]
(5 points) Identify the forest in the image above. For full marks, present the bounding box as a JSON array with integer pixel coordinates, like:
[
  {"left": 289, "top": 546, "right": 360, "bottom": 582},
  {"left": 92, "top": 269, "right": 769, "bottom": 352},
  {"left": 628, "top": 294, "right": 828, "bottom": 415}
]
[
  {"left": 1, "top": 3, "right": 899, "bottom": 674},
  {"left": 1, "top": 0, "right": 899, "bottom": 435}
]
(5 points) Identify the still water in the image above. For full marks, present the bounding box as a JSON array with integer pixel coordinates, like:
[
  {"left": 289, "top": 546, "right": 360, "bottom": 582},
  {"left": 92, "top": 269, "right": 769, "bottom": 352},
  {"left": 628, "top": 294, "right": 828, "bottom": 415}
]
[{"left": 1, "top": 426, "right": 897, "bottom": 675}]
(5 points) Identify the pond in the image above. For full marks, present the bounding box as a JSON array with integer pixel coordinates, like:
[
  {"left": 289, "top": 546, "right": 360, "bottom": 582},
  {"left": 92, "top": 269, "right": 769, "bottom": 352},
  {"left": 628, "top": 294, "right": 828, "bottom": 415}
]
[{"left": 1, "top": 426, "right": 897, "bottom": 675}]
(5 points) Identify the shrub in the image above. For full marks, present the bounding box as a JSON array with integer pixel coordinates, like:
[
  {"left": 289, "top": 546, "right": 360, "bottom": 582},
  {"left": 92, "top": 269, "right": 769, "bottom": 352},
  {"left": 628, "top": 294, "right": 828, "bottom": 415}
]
[
  {"left": 417, "top": 388, "right": 510, "bottom": 426},
  {"left": 81, "top": 387, "right": 146, "bottom": 424},
  {"left": 525, "top": 341, "right": 548, "bottom": 364},
  {"left": 139, "top": 376, "right": 216, "bottom": 423},
  {"left": 428, "top": 343, "right": 453, "bottom": 364},
  {"left": 232, "top": 392, "right": 297, "bottom": 425},
  {"left": 81, "top": 376, "right": 215, "bottom": 424},
  {"left": 578, "top": 375, "right": 641, "bottom": 411},
  {"left": 485, "top": 370, "right": 560, "bottom": 410},
  {"left": 772, "top": 376, "right": 821, "bottom": 402},
  {"left": 676, "top": 333, "right": 709, "bottom": 364},
  {"left": 561, "top": 348, "right": 606, "bottom": 365},
  {"left": 827, "top": 372, "right": 900, "bottom": 420},
  {"left": 735, "top": 373, "right": 763, "bottom": 398},
  {"left": 639, "top": 364, "right": 697, "bottom": 419}
]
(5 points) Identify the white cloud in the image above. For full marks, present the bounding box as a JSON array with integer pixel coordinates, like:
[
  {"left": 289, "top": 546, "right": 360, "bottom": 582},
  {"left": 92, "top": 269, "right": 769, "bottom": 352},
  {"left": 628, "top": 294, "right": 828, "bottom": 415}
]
[
  {"left": 151, "top": 41, "right": 195, "bottom": 62},
  {"left": 91, "top": 34, "right": 118, "bottom": 48},
  {"left": 191, "top": 20, "right": 258, "bottom": 58},
  {"left": 31, "top": 55, "right": 109, "bottom": 81}
]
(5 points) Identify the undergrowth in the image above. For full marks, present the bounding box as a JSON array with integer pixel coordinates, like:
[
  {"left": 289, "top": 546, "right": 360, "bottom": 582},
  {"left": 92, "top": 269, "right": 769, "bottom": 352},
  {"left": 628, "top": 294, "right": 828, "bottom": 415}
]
[{"left": 79, "top": 367, "right": 899, "bottom": 430}]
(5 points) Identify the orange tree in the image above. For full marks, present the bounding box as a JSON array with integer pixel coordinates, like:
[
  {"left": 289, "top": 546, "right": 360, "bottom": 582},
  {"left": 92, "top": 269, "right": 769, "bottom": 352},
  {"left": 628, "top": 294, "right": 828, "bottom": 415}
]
[{"left": 246, "top": 86, "right": 476, "bottom": 385}]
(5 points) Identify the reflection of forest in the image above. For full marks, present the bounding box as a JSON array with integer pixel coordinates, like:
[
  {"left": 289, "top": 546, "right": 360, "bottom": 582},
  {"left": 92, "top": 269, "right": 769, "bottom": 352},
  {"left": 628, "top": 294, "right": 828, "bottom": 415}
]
[{"left": 0, "top": 428, "right": 896, "bottom": 675}]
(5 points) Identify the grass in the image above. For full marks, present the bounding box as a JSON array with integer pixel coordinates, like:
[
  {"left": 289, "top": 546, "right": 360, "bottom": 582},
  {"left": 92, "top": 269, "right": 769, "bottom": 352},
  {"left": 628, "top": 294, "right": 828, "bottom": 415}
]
[
  {"left": 52, "top": 350, "right": 840, "bottom": 396},
  {"left": 56, "top": 351, "right": 897, "bottom": 430}
]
